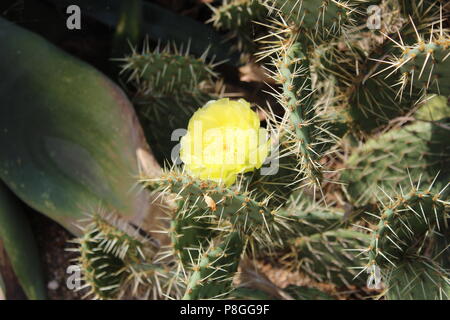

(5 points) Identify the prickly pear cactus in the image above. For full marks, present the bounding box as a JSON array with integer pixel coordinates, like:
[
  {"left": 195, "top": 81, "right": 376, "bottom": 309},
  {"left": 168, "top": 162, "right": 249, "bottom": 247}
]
[
  {"left": 379, "top": 34, "right": 450, "bottom": 97},
  {"left": 208, "top": 0, "right": 269, "bottom": 60},
  {"left": 121, "top": 42, "right": 219, "bottom": 97},
  {"left": 363, "top": 186, "right": 448, "bottom": 268},
  {"left": 63, "top": 0, "right": 450, "bottom": 301},
  {"left": 69, "top": 212, "right": 180, "bottom": 300},
  {"left": 359, "top": 182, "right": 450, "bottom": 299},
  {"left": 384, "top": 257, "right": 450, "bottom": 300},
  {"left": 341, "top": 119, "right": 450, "bottom": 206},
  {"left": 182, "top": 231, "right": 243, "bottom": 300}
]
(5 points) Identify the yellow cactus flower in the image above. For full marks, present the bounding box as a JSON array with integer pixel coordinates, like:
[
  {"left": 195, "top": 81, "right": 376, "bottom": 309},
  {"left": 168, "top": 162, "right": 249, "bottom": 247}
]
[{"left": 180, "top": 98, "right": 269, "bottom": 186}]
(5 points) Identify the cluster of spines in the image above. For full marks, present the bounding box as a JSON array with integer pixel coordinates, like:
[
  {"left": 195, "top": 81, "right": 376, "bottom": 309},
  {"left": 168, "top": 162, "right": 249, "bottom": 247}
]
[
  {"left": 278, "top": 228, "right": 371, "bottom": 287},
  {"left": 142, "top": 169, "right": 283, "bottom": 238},
  {"left": 143, "top": 171, "right": 269, "bottom": 300},
  {"left": 120, "top": 40, "right": 220, "bottom": 97},
  {"left": 266, "top": 28, "right": 328, "bottom": 188},
  {"left": 262, "top": 0, "right": 372, "bottom": 39},
  {"left": 73, "top": 230, "right": 127, "bottom": 299},
  {"left": 357, "top": 183, "right": 450, "bottom": 292},
  {"left": 277, "top": 194, "right": 345, "bottom": 236},
  {"left": 68, "top": 212, "right": 177, "bottom": 300},
  {"left": 303, "top": 4, "right": 443, "bottom": 135},
  {"left": 146, "top": 184, "right": 247, "bottom": 300},
  {"left": 258, "top": 14, "right": 358, "bottom": 197},
  {"left": 157, "top": 200, "right": 218, "bottom": 270},
  {"left": 376, "top": 29, "right": 450, "bottom": 99},
  {"left": 312, "top": 39, "right": 419, "bottom": 134},
  {"left": 208, "top": 0, "right": 267, "bottom": 31},
  {"left": 384, "top": 256, "right": 450, "bottom": 300},
  {"left": 399, "top": 0, "right": 450, "bottom": 27},
  {"left": 341, "top": 118, "right": 450, "bottom": 206},
  {"left": 208, "top": 0, "right": 269, "bottom": 60},
  {"left": 245, "top": 149, "right": 302, "bottom": 208},
  {"left": 182, "top": 231, "right": 244, "bottom": 300},
  {"left": 252, "top": 192, "right": 370, "bottom": 288}
]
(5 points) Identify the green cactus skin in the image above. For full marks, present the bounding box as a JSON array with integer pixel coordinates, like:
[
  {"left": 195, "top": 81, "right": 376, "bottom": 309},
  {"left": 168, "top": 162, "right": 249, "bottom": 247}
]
[
  {"left": 182, "top": 231, "right": 243, "bottom": 300},
  {"left": 168, "top": 203, "right": 217, "bottom": 267},
  {"left": 75, "top": 228, "right": 129, "bottom": 300},
  {"left": 384, "top": 257, "right": 450, "bottom": 300},
  {"left": 208, "top": 0, "right": 269, "bottom": 61},
  {"left": 341, "top": 120, "right": 450, "bottom": 207},
  {"left": 280, "top": 207, "right": 345, "bottom": 237},
  {"left": 253, "top": 194, "right": 348, "bottom": 255},
  {"left": 314, "top": 41, "right": 420, "bottom": 134},
  {"left": 414, "top": 95, "right": 450, "bottom": 121},
  {"left": 273, "top": 36, "right": 324, "bottom": 186},
  {"left": 264, "top": 0, "right": 361, "bottom": 36},
  {"left": 399, "top": 37, "right": 450, "bottom": 96},
  {"left": 121, "top": 42, "right": 218, "bottom": 96},
  {"left": 144, "top": 170, "right": 277, "bottom": 237},
  {"left": 277, "top": 195, "right": 345, "bottom": 236},
  {"left": 70, "top": 213, "right": 172, "bottom": 300},
  {"left": 277, "top": 41, "right": 314, "bottom": 159},
  {"left": 347, "top": 75, "right": 419, "bottom": 133},
  {"left": 246, "top": 142, "right": 301, "bottom": 208},
  {"left": 209, "top": 0, "right": 267, "bottom": 31},
  {"left": 278, "top": 229, "right": 371, "bottom": 287},
  {"left": 269, "top": 203, "right": 330, "bottom": 251},
  {"left": 364, "top": 187, "right": 449, "bottom": 271}
]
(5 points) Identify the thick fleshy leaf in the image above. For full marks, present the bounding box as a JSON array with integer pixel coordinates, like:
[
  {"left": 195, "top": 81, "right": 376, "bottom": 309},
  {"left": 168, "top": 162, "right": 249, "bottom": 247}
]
[
  {"left": 0, "top": 18, "right": 159, "bottom": 234},
  {"left": 0, "top": 183, "right": 47, "bottom": 300}
]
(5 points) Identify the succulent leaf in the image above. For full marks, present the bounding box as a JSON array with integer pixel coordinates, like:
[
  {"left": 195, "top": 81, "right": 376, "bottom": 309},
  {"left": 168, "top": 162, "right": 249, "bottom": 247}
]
[
  {"left": 0, "top": 18, "right": 155, "bottom": 234},
  {"left": 0, "top": 183, "right": 47, "bottom": 300}
]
